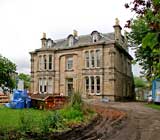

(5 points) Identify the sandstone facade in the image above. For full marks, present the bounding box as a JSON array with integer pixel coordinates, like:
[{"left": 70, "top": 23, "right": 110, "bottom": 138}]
[{"left": 30, "top": 21, "right": 134, "bottom": 101}]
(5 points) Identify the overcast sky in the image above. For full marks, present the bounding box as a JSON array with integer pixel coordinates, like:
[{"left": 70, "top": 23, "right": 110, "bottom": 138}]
[{"left": 0, "top": 0, "right": 141, "bottom": 75}]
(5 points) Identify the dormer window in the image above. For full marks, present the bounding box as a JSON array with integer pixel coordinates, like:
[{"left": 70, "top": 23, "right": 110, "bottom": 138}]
[
  {"left": 47, "top": 39, "right": 53, "bottom": 48},
  {"left": 93, "top": 34, "right": 99, "bottom": 42},
  {"left": 91, "top": 31, "right": 100, "bottom": 43},
  {"left": 68, "top": 35, "right": 74, "bottom": 47}
]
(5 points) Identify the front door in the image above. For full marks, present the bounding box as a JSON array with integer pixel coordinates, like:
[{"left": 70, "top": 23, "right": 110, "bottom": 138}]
[{"left": 66, "top": 78, "right": 73, "bottom": 97}]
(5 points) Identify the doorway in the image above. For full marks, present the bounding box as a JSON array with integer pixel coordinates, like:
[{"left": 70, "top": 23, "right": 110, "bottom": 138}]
[{"left": 66, "top": 78, "right": 73, "bottom": 97}]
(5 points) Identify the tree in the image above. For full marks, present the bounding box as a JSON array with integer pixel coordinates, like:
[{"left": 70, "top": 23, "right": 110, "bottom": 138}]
[
  {"left": 0, "top": 55, "right": 16, "bottom": 89},
  {"left": 134, "top": 76, "right": 147, "bottom": 88},
  {"left": 18, "top": 73, "right": 31, "bottom": 90},
  {"left": 125, "top": 0, "right": 160, "bottom": 81}
]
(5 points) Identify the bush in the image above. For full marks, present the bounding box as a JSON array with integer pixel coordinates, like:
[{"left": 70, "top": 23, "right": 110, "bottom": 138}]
[
  {"left": 70, "top": 91, "right": 83, "bottom": 110},
  {"left": 60, "top": 107, "right": 83, "bottom": 122}
]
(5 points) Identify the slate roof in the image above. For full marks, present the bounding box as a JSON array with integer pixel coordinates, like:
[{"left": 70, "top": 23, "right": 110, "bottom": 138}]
[{"left": 53, "top": 32, "right": 115, "bottom": 49}]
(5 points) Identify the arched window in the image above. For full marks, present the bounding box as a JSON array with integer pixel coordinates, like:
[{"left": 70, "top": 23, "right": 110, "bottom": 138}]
[{"left": 85, "top": 51, "right": 89, "bottom": 68}]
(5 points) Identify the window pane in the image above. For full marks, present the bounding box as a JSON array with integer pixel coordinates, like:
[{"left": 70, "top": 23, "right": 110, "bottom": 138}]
[
  {"left": 91, "top": 76, "right": 94, "bottom": 93},
  {"left": 43, "top": 79, "right": 47, "bottom": 93},
  {"left": 39, "top": 79, "right": 42, "bottom": 93},
  {"left": 91, "top": 51, "right": 95, "bottom": 67},
  {"left": 39, "top": 56, "right": 41, "bottom": 70},
  {"left": 96, "top": 50, "right": 100, "bottom": 67},
  {"left": 96, "top": 76, "right": 100, "bottom": 93},
  {"left": 85, "top": 51, "right": 89, "bottom": 68},
  {"left": 48, "top": 78, "right": 52, "bottom": 93},
  {"left": 49, "top": 55, "right": 52, "bottom": 70},
  {"left": 44, "top": 56, "right": 47, "bottom": 70},
  {"left": 67, "top": 57, "right": 73, "bottom": 70},
  {"left": 85, "top": 77, "right": 89, "bottom": 93}
]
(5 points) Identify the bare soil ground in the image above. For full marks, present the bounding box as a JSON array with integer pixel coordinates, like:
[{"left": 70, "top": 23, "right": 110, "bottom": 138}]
[
  {"left": 53, "top": 104, "right": 126, "bottom": 140},
  {"left": 2, "top": 101, "right": 160, "bottom": 140},
  {"left": 91, "top": 101, "right": 160, "bottom": 140}
]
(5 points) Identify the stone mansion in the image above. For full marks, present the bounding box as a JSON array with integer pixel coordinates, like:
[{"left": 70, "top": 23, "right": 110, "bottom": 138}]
[{"left": 30, "top": 19, "right": 134, "bottom": 101}]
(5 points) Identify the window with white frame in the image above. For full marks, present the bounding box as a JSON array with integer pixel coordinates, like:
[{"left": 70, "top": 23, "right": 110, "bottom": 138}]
[
  {"left": 85, "top": 51, "right": 89, "bottom": 68},
  {"left": 49, "top": 55, "right": 52, "bottom": 70},
  {"left": 84, "top": 50, "right": 101, "bottom": 68},
  {"left": 66, "top": 56, "right": 73, "bottom": 70},
  {"left": 90, "top": 51, "right": 95, "bottom": 67},
  {"left": 85, "top": 76, "right": 101, "bottom": 95},
  {"left": 96, "top": 50, "right": 100, "bottom": 67}
]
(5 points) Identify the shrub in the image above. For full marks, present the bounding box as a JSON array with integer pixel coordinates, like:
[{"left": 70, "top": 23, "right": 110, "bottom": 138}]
[
  {"left": 48, "top": 111, "right": 64, "bottom": 129},
  {"left": 60, "top": 107, "right": 83, "bottom": 122},
  {"left": 70, "top": 90, "right": 83, "bottom": 110}
]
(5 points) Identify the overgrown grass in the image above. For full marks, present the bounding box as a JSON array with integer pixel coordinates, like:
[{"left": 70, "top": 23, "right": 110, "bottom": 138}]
[
  {"left": 0, "top": 91, "right": 95, "bottom": 137},
  {"left": 145, "top": 103, "right": 160, "bottom": 110}
]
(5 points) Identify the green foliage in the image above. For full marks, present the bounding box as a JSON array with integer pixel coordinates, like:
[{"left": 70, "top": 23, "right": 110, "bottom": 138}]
[
  {"left": 18, "top": 73, "right": 31, "bottom": 89},
  {"left": 142, "top": 32, "right": 159, "bottom": 49},
  {"left": 145, "top": 103, "right": 160, "bottom": 110},
  {"left": 125, "top": 0, "right": 160, "bottom": 81},
  {"left": 134, "top": 77, "right": 147, "bottom": 88},
  {"left": 70, "top": 90, "right": 83, "bottom": 110},
  {"left": 60, "top": 107, "right": 83, "bottom": 122},
  {"left": 46, "top": 111, "right": 64, "bottom": 129},
  {"left": 19, "top": 111, "right": 33, "bottom": 132},
  {"left": 0, "top": 55, "right": 16, "bottom": 89},
  {"left": 0, "top": 103, "right": 94, "bottom": 135}
]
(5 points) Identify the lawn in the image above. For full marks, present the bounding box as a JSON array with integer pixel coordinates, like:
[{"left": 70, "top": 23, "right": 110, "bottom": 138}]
[
  {"left": 0, "top": 92, "right": 96, "bottom": 139},
  {"left": 0, "top": 105, "right": 94, "bottom": 133},
  {"left": 0, "top": 106, "right": 52, "bottom": 132},
  {"left": 145, "top": 103, "right": 160, "bottom": 110}
]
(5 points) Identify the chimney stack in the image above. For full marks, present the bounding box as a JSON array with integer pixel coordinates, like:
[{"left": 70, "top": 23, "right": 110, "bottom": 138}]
[
  {"left": 73, "top": 30, "right": 78, "bottom": 38},
  {"left": 41, "top": 32, "right": 47, "bottom": 48},
  {"left": 113, "top": 18, "right": 122, "bottom": 41}
]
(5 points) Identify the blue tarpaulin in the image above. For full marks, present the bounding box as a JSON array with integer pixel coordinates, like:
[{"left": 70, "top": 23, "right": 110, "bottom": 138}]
[{"left": 5, "top": 89, "right": 31, "bottom": 109}]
